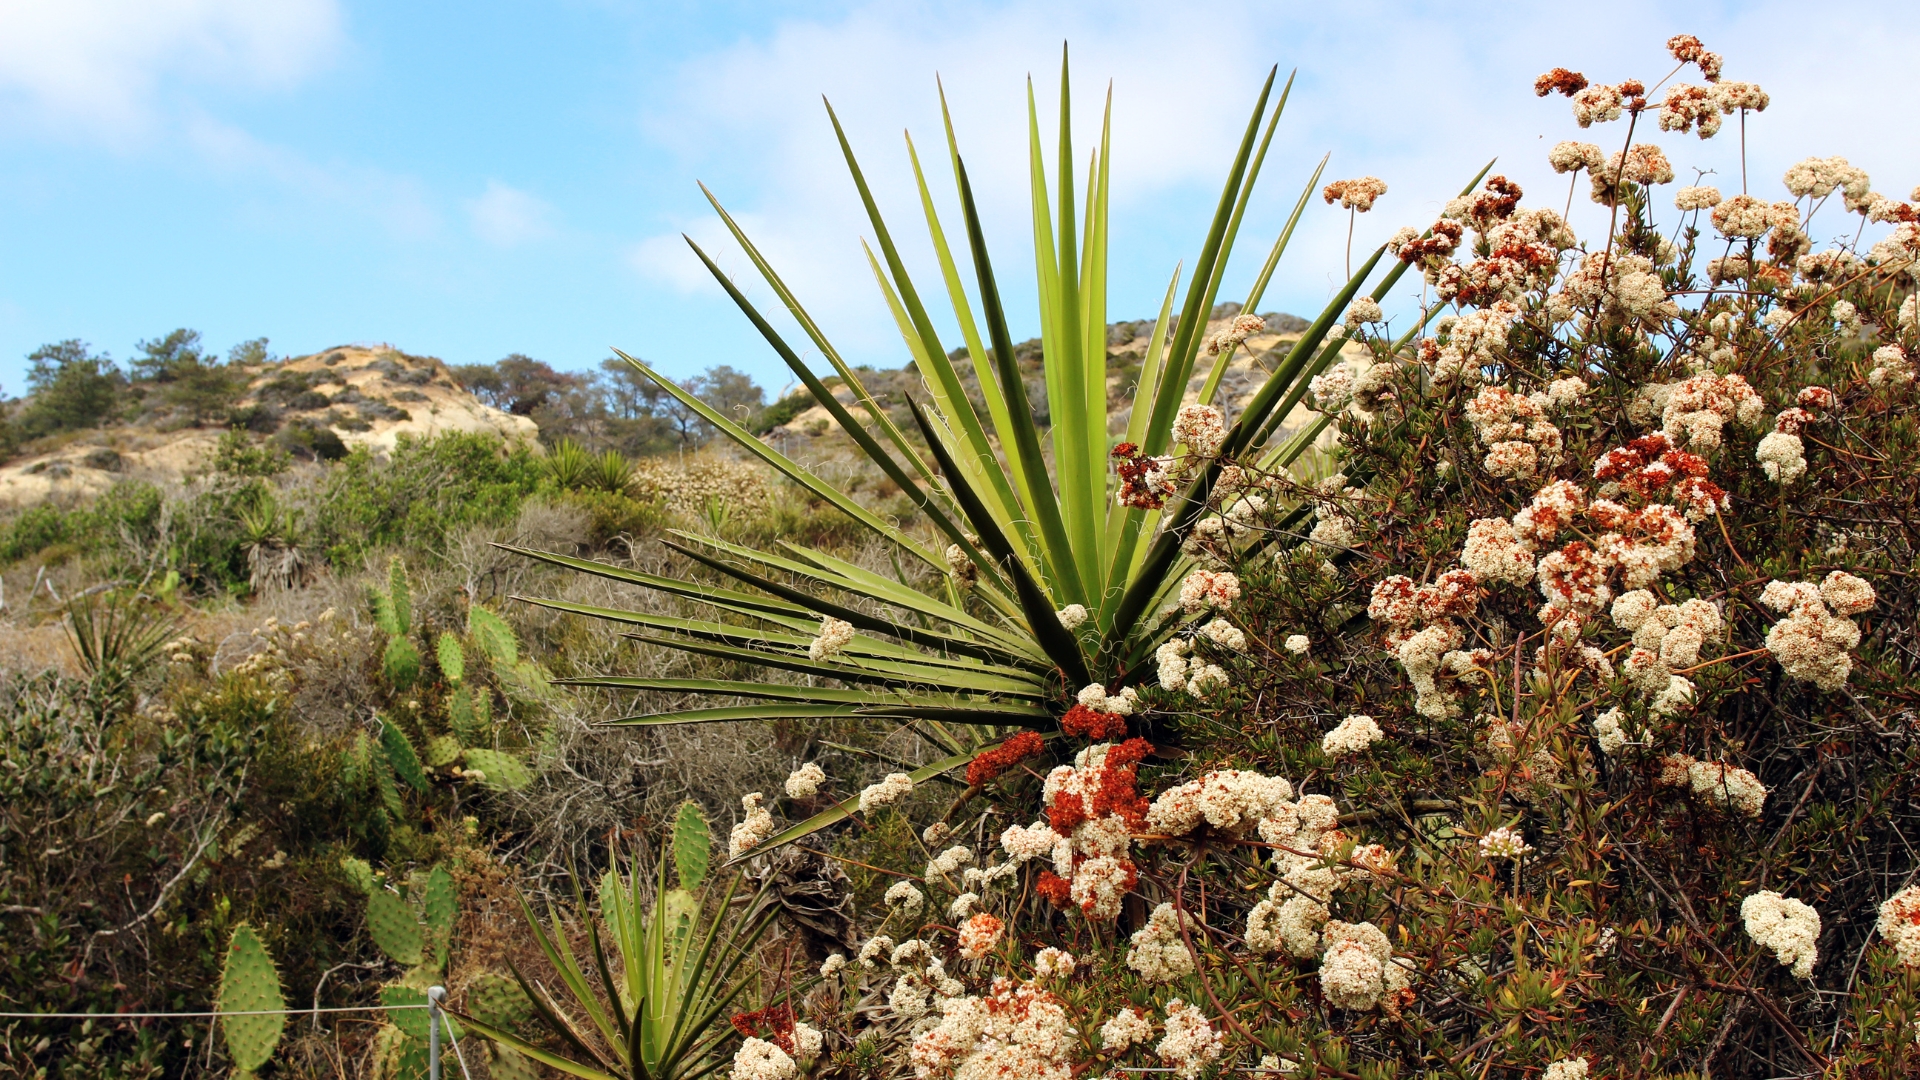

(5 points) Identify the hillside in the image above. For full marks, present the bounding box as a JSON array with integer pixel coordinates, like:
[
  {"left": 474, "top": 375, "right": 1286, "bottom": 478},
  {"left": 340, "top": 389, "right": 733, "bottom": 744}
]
[{"left": 0, "top": 344, "right": 538, "bottom": 508}]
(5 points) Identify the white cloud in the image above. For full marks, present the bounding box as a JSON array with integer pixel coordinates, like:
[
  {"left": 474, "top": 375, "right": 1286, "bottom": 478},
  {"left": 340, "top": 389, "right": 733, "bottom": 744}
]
[
  {"left": 466, "top": 182, "right": 558, "bottom": 248},
  {"left": 0, "top": 0, "right": 343, "bottom": 140},
  {"left": 630, "top": 0, "right": 1920, "bottom": 356}
]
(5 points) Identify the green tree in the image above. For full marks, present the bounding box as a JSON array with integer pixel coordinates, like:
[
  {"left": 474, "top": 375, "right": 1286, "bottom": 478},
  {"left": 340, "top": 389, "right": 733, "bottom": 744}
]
[
  {"left": 227, "top": 337, "right": 272, "bottom": 367},
  {"left": 132, "top": 328, "right": 244, "bottom": 424},
  {"left": 20, "top": 339, "right": 124, "bottom": 436}
]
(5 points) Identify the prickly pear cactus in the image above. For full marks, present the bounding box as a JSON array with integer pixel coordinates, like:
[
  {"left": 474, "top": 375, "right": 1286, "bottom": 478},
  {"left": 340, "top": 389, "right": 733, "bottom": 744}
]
[
  {"left": 382, "top": 633, "right": 421, "bottom": 689},
  {"left": 425, "top": 734, "right": 462, "bottom": 768},
  {"left": 488, "top": 1045, "right": 541, "bottom": 1080},
  {"left": 387, "top": 556, "right": 412, "bottom": 636},
  {"left": 422, "top": 864, "right": 457, "bottom": 970},
  {"left": 465, "top": 972, "right": 532, "bottom": 1030},
  {"left": 340, "top": 856, "right": 378, "bottom": 895},
  {"left": 366, "top": 889, "right": 424, "bottom": 967},
  {"left": 217, "top": 924, "right": 285, "bottom": 1076},
  {"left": 673, "top": 800, "right": 710, "bottom": 891},
  {"left": 379, "top": 718, "right": 427, "bottom": 793},
  {"left": 467, "top": 606, "right": 516, "bottom": 667},
  {"left": 459, "top": 749, "right": 530, "bottom": 791},
  {"left": 436, "top": 632, "right": 464, "bottom": 684},
  {"left": 448, "top": 686, "right": 490, "bottom": 747}
]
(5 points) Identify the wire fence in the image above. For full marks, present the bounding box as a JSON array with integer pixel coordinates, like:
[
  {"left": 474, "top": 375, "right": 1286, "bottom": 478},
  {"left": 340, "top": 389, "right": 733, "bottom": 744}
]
[{"left": 0, "top": 990, "right": 470, "bottom": 1080}]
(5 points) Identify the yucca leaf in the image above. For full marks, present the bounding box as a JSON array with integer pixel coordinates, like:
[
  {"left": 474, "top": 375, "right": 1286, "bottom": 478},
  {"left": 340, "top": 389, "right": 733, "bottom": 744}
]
[
  {"left": 953, "top": 153, "right": 1083, "bottom": 606},
  {"left": 608, "top": 701, "right": 1048, "bottom": 727},
  {"left": 1142, "top": 64, "right": 1279, "bottom": 456},
  {"left": 611, "top": 348, "right": 941, "bottom": 568},
  {"left": 902, "top": 395, "right": 1090, "bottom": 687}
]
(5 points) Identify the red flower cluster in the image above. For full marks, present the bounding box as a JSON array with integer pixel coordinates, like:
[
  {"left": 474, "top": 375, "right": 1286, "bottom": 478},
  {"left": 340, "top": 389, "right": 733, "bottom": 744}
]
[
  {"left": 1036, "top": 869, "right": 1073, "bottom": 908},
  {"left": 1397, "top": 219, "right": 1465, "bottom": 265},
  {"left": 1592, "top": 433, "right": 1727, "bottom": 515},
  {"left": 1112, "top": 443, "right": 1175, "bottom": 510},
  {"left": 731, "top": 1002, "right": 796, "bottom": 1052},
  {"left": 1533, "top": 68, "right": 1589, "bottom": 97},
  {"left": 1060, "top": 703, "right": 1128, "bottom": 740},
  {"left": 1046, "top": 737, "right": 1152, "bottom": 835},
  {"left": 966, "top": 730, "right": 1044, "bottom": 787}
]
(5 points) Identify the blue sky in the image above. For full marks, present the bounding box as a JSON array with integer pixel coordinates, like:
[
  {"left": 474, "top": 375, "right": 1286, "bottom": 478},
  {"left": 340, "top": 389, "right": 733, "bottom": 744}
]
[{"left": 1, "top": 0, "right": 1914, "bottom": 398}]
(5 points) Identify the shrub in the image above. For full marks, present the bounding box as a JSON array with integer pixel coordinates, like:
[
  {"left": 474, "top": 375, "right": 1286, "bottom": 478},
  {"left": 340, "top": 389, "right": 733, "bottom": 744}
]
[
  {"left": 18, "top": 339, "right": 124, "bottom": 437},
  {"left": 310, "top": 431, "right": 544, "bottom": 565}
]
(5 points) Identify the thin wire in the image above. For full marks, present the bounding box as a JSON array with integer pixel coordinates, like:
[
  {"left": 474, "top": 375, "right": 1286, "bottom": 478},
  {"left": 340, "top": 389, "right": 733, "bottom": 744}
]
[
  {"left": 0, "top": 1005, "right": 428, "bottom": 1020},
  {"left": 440, "top": 1006, "right": 475, "bottom": 1080}
]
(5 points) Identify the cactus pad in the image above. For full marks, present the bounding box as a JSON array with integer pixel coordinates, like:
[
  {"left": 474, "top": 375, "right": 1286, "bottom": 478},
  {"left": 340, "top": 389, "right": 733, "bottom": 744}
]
[
  {"left": 436, "top": 632, "right": 464, "bottom": 685},
  {"left": 460, "top": 749, "right": 530, "bottom": 791},
  {"left": 379, "top": 718, "right": 428, "bottom": 792},
  {"left": 465, "top": 971, "right": 532, "bottom": 1029},
  {"left": 366, "top": 889, "right": 424, "bottom": 966},
  {"left": 448, "top": 687, "right": 487, "bottom": 748},
  {"left": 424, "top": 734, "right": 462, "bottom": 768},
  {"left": 382, "top": 634, "right": 421, "bottom": 690},
  {"left": 422, "top": 864, "right": 456, "bottom": 969},
  {"left": 488, "top": 1045, "right": 541, "bottom": 1080},
  {"left": 387, "top": 556, "right": 412, "bottom": 635},
  {"left": 217, "top": 924, "right": 285, "bottom": 1074},
  {"left": 467, "top": 606, "right": 517, "bottom": 667},
  {"left": 672, "top": 800, "right": 710, "bottom": 891},
  {"left": 340, "top": 856, "right": 378, "bottom": 895}
]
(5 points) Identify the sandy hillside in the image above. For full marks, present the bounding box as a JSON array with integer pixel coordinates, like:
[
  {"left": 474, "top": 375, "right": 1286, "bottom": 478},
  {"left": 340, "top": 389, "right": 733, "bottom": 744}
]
[{"left": 0, "top": 345, "right": 539, "bottom": 509}]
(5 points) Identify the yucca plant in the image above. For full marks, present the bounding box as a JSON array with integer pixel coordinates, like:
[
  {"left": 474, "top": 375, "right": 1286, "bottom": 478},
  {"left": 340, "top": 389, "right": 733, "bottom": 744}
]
[
  {"left": 454, "top": 804, "right": 782, "bottom": 1080},
  {"left": 547, "top": 438, "right": 596, "bottom": 490},
  {"left": 512, "top": 51, "right": 1476, "bottom": 855},
  {"left": 590, "top": 448, "right": 638, "bottom": 495}
]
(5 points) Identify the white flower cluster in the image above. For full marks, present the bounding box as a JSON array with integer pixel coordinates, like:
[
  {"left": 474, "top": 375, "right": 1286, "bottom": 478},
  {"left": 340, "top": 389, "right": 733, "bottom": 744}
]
[
  {"left": 1200, "top": 617, "right": 1247, "bottom": 652},
  {"left": 1611, "top": 590, "right": 1722, "bottom": 715},
  {"left": 1205, "top": 313, "right": 1269, "bottom": 357},
  {"left": 1543, "top": 1058, "right": 1590, "bottom": 1080},
  {"left": 1548, "top": 140, "right": 1604, "bottom": 174},
  {"left": 1031, "top": 947, "right": 1074, "bottom": 979},
  {"left": 1878, "top": 886, "right": 1920, "bottom": 968},
  {"left": 859, "top": 772, "right": 915, "bottom": 813},
  {"left": 885, "top": 880, "right": 925, "bottom": 915},
  {"left": 1869, "top": 344, "right": 1915, "bottom": 390},
  {"left": 1147, "top": 769, "right": 1293, "bottom": 836},
  {"left": 1661, "top": 373, "right": 1766, "bottom": 452},
  {"left": 1178, "top": 569, "right": 1241, "bottom": 614},
  {"left": 908, "top": 977, "right": 1073, "bottom": 1080},
  {"left": 1076, "top": 682, "right": 1139, "bottom": 716},
  {"left": 1172, "top": 403, "right": 1227, "bottom": 457},
  {"left": 1156, "top": 1000, "right": 1225, "bottom": 1079},
  {"left": 1100, "top": 1006, "right": 1154, "bottom": 1050},
  {"left": 1344, "top": 296, "right": 1384, "bottom": 330},
  {"left": 1368, "top": 572, "right": 1491, "bottom": 719},
  {"left": 1245, "top": 795, "right": 1348, "bottom": 959},
  {"left": 1156, "top": 637, "right": 1228, "bottom": 698},
  {"left": 729, "top": 792, "right": 774, "bottom": 859},
  {"left": 1674, "top": 184, "right": 1722, "bottom": 211},
  {"left": 1321, "top": 714, "right": 1383, "bottom": 759},
  {"left": 1285, "top": 634, "right": 1311, "bottom": 655},
  {"left": 1659, "top": 755, "right": 1768, "bottom": 818},
  {"left": 1319, "top": 920, "right": 1413, "bottom": 1013},
  {"left": 730, "top": 1037, "right": 796, "bottom": 1080},
  {"left": 1783, "top": 155, "right": 1871, "bottom": 206},
  {"left": 1759, "top": 572, "right": 1875, "bottom": 690},
  {"left": 1464, "top": 386, "right": 1563, "bottom": 480},
  {"left": 1742, "top": 890, "right": 1821, "bottom": 978},
  {"left": 784, "top": 762, "right": 825, "bottom": 799},
  {"left": 1478, "top": 826, "right": 1533, "bottom": 860},
  {"left": 1712, "top": 194, "right": 1799, "bottom": 240},
  {"left": 808, "top": 616, "right": 856, "bottom": 662},
  {"left": 1126, "top": 902, "right": 1198, "bottom": 983}
]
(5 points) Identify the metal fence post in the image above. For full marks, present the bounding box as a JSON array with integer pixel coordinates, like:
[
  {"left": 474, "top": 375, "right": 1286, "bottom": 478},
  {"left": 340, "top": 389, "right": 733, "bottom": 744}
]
[{"left": 428, "top": 986, "right": 446, "bottom": 1080}]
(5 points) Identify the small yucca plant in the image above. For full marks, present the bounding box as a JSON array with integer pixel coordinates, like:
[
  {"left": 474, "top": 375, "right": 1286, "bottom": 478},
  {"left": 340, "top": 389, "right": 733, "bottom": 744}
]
[{"left": 514, "top": 50, "right": 1470, "bottom": 855}]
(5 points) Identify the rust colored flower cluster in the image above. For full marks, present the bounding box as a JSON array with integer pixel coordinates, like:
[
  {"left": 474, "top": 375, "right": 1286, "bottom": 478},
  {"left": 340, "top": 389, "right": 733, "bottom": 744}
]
[
  {"left": 1396, "top": 218, "right": 1464, "bottom": 265},
  {"left": 1592, "top": 432, "right": 1727, "bottom": 517},
  {"left": 1060, "top": 703, "right": 1128, "bottom": 741},
  {"left": 1036, "top": 869, "right": 1073, "bottom": 908},
  {"left": 967, "top": 730, "right": 1045, "bottom": 787},
  {"left": 1666, "top": 33, "right": 1724, "bottom": 81},
  {"left": 1111, "top": 442, "right": 1175, "bottom": 510},
  {"left": 1534, "top": 68, "right": 1588, "bottom": 97},
  {"left": 1048, "top": 737, "right": 1153, "bottom": 835},
  {"left": 731, "top": 1002, "right": 796, "bottom": 1053}
]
